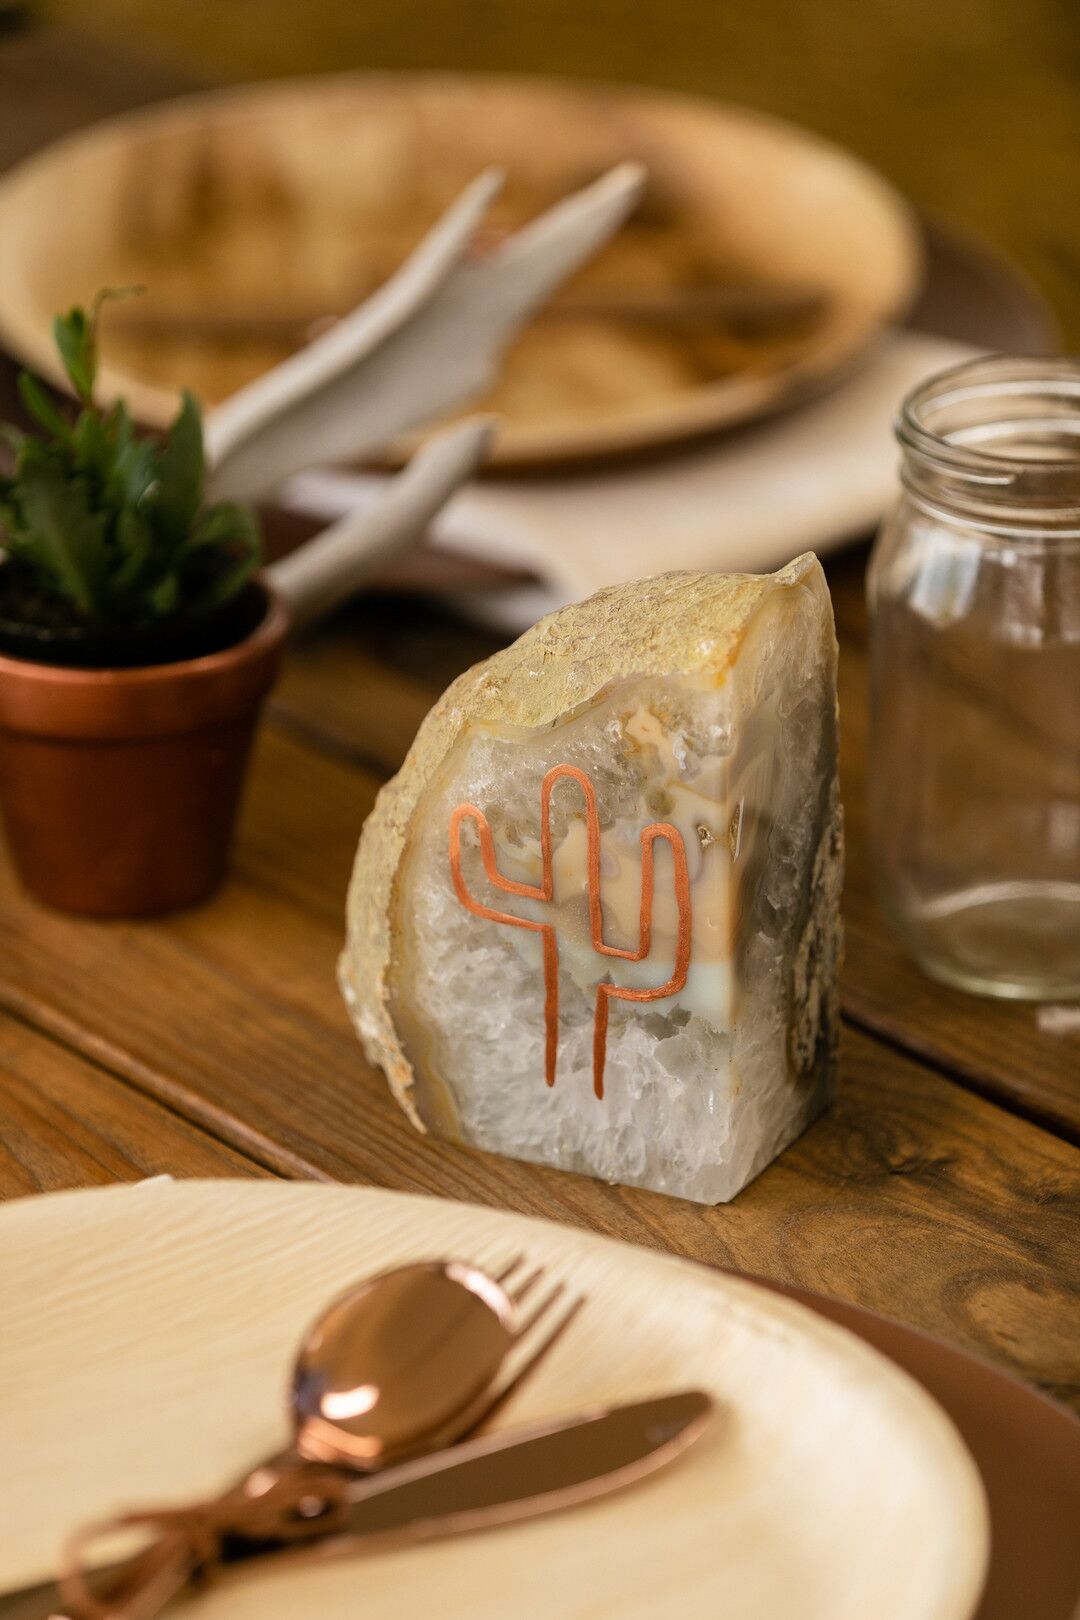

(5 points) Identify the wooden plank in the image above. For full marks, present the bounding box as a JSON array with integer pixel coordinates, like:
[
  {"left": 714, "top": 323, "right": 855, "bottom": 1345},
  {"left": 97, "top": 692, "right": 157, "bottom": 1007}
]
[
  {"left": 0, "top": 1013, "right": 268, "bottom": 1199},
  {"left": 270, "top": 563, "right": 1080, "bottom": 1144},
  {"left": 1, "top": 723, "right": 1076, "bottom": 1406}
]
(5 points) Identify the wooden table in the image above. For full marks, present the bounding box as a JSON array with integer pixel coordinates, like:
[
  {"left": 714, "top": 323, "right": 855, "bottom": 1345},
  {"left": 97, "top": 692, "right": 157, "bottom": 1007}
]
[{"left": 0, "top": 26, "right": 1078, "bottom": 1415}]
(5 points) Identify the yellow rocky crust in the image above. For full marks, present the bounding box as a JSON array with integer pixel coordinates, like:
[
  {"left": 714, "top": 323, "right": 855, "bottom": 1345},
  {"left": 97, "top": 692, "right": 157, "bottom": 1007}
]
[{"left": 339, "top": 553, "right": 834, "bottom": 1129}]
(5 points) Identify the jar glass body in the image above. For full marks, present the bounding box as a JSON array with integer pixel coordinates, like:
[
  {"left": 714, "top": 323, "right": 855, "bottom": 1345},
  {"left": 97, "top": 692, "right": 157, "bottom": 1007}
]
[{"left": 868, "top": 357, "right": 1080, "bottom": 1000}]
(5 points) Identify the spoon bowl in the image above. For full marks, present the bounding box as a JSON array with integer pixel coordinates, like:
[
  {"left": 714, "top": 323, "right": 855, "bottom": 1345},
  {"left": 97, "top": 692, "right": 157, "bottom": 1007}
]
[{"left": 290, "top": 1260, "right": 518, "bottom": 1469}]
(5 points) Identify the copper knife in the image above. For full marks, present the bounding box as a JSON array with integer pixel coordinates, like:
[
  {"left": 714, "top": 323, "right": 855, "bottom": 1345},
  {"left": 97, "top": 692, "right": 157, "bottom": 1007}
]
[{"left": 0, "top": 1390, "right": 712, "bottom": 1617}]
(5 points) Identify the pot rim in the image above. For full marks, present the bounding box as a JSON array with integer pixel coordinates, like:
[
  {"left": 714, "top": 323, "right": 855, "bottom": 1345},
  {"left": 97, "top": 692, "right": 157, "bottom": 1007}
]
[
  {"left": 0, "top": 580, "right": 291, "bottom": 740},
  {"left": 0, "top": 579, "right": 290, "bottom": 689}
]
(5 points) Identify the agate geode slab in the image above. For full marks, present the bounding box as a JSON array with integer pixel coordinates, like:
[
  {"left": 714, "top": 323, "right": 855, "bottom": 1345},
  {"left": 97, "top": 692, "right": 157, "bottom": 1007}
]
[{"left": 340, "top": 555, "right": 843, "bottom": 1203}]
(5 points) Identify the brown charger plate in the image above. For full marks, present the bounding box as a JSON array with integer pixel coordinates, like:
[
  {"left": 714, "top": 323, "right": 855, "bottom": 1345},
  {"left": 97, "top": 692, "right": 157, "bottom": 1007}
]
[
  {"left": 0, "top": 73, "right": 919, "bottom": 468},
  {"left": 753, "top": 1275, "right": 1080, "bottom": 1620}
]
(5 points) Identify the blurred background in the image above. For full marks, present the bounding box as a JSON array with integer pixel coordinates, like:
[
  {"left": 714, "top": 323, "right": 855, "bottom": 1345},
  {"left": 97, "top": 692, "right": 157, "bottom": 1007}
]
[{"left": 29, "top": 0, "right": 1080, "bottom": 340}]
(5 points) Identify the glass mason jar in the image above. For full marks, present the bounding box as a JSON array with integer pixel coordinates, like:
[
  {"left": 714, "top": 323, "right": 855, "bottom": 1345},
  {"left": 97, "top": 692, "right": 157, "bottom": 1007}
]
[{"left": 868, "top": 355, "right": 1080, "bottom": 1000}]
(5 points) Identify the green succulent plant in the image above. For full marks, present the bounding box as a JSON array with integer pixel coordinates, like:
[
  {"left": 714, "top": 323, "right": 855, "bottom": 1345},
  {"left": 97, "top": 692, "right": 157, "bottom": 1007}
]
[{"left": 0, "top": 290, "right": 261, "bottom": 632}]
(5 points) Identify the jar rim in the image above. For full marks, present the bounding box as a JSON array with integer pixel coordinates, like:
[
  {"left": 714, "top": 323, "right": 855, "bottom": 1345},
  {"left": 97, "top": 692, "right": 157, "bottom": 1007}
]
[
  {"left": 900, "top": 356, "right": 1080, "bottom": 473},
  {"left": 896, "top": 355, "right": 1080, "bottom": 524}
]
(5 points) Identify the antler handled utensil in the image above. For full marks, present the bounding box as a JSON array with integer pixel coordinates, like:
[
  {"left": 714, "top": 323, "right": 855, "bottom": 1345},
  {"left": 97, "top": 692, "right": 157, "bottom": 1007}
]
[
  {"left": 204, "top": 161, "right": 646, "bottom": 506},
  {"left": 262, "top": 415, "right": 495, "bottom": 629},
  {"left": 197, "top": 162, "right": 643, "bottom": 630}
]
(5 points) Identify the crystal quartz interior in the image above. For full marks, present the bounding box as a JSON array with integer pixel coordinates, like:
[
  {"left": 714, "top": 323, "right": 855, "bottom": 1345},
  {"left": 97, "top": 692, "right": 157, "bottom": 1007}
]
[{"left": 340, "top": 554, "right": 843, "bottom": 1203}]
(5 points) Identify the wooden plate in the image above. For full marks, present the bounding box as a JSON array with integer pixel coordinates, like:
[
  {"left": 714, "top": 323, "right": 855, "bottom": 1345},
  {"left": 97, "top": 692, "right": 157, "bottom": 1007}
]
[
  {"left": 0, "top": 75, "right": 921, "bottom": 466},
  {"left": 0, "top": 1180, "right": 986, "bottom": 1619}
]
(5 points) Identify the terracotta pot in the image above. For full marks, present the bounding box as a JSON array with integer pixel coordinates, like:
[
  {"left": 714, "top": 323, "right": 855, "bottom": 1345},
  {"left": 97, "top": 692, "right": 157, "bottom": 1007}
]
[{"left": 0, "top": 583, "right": 289, "bottom": 916}]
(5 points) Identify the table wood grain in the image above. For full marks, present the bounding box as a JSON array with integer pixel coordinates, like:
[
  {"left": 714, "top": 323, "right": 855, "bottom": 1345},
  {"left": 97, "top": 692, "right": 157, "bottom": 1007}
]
[
  {"left": 0, "top": 25, "right": 1076, "bottom": 1417},
  {"left": 0, "top": 1014, "right": 268, "bottom": 1196},
  {"left": 2, "top": 574, "right": 1078, "bottom": 1405}
]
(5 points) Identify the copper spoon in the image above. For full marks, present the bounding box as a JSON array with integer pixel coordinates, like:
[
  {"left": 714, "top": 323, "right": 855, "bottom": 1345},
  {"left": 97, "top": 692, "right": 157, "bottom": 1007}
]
[
  {"left": 286, "top": 1254, "right": 580, "bottom": 1470},
  {"left": 235, "top": 1253, "right": 584, "bottom": 1494}
]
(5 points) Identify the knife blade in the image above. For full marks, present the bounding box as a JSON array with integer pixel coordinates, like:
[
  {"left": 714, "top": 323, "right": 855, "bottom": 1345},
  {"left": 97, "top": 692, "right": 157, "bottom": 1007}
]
[
  {"left": 0, "top": 1391, "right": 712, "bottom": 1618},
  {"left": 321, "top": 1386, "right": 712, "bottom": 1547}
]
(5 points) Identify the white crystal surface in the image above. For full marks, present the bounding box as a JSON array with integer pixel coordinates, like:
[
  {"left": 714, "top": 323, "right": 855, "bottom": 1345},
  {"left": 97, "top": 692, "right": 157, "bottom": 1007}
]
[{"left": 387, "top": 585, "right": 841, "bottom": 1203}]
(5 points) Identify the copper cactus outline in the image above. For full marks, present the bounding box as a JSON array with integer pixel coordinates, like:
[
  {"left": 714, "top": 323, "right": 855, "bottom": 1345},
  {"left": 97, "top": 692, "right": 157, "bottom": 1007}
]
[{"left": 449, "top": 763, "right": 692, "bottom": 1099}]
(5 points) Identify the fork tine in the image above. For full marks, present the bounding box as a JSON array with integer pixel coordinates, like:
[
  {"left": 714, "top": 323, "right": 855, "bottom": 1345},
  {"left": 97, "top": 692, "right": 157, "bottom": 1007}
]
[
  {"left": 490, "top": 1253, "right": 527, "bottom": 1286},
  {"left": 425, "top": 1284, "right": 587, "bottom": 1448},
  {"left": 480, "top": 1291, "right": 587, "bottom": 1429},
  {"left": 518, "top": 1291, "right": 586, "bottom": 1370},
  {"left": 506, "top": 1263, "right": 547, "bottom": 1306},
  {"left": 513, "top": 1277, "right": 566, "bottom": 1338}
]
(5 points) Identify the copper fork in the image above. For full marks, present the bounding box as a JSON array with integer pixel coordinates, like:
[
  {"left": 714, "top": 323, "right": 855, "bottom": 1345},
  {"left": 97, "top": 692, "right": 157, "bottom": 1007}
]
[{"left": 448, "top": 1252, "right": 588, "bottom": 1438}]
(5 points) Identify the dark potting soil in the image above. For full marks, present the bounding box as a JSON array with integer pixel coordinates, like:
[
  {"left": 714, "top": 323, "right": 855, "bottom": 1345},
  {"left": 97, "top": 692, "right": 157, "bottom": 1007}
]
[{"left": 0, "top": 578, "right": 268, "bottom": 669}]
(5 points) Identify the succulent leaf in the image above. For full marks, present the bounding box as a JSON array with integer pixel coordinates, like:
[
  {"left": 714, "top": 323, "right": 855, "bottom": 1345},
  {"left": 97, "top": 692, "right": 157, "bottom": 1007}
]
[
  {"left": 156, "top": 390, "right": 205, "bottom": 547},
  {"left": 0, "top": 297, "right": 262, "bottom": 634},
  {"left": 52, "top": 307, "right": 97, "bottom": 406},
  {"left": 17, "top": 373, "right": 72, "bottom": 442},
  {"left": 14, "top": 450, "right": 108, "bottom": 617}
]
